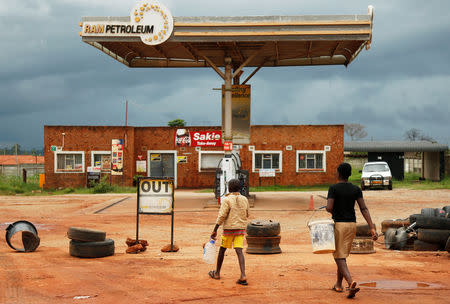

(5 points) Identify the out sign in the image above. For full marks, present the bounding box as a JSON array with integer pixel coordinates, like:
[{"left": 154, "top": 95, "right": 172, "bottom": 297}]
[{"left": 138, "top": 178, "right": 174, "bottom": 214}]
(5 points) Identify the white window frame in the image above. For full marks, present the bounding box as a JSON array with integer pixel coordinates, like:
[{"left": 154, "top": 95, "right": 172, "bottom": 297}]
[
  {"left": 296, "top": 150, "right": 326, "bottom": 172},
  {"left": 91, "top": 151, "right": 111, "bottom": 172},
  {"left": 252, "top": 150, "right": 283, "bottom": 173},
  {"left": 147, "top": 150, "right": 177, "bottom": 188},
  {"left": 54, "top": 151, "right": 85, "bottom": 174},
  {"left": 198, "top": 151, "right": 225, "bottom": 172}
]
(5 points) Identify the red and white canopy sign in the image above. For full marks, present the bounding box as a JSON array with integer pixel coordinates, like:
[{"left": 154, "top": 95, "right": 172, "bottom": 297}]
[{"left": 175, "top": 129, "right": 223, "bottom": 147}]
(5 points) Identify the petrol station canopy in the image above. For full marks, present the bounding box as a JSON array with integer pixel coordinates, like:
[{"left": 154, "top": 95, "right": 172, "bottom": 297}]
[{"left": 80, "top": 8, "right": 374, "bottom": 70}]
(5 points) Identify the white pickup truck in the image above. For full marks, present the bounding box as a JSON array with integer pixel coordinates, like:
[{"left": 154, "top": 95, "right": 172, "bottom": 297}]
[{"left": 360, "top": 161, "right": 393, "bottom": 190}]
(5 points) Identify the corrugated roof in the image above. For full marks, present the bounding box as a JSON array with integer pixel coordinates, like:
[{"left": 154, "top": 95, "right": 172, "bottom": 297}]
[
  {"left": 0, "top": 155, "right": 44, "bottom": 165},
  {"left": 344, "top": 141, "right": 448, "bottom": 152}
]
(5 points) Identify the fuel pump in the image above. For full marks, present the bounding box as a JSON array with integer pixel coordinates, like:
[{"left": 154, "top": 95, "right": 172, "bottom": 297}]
[{"left": 214, "top": 151, "right": 249, "bottom": 203}]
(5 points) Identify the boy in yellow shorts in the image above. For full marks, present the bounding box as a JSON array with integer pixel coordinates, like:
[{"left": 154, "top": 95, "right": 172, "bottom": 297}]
[{"left": 209, "top": 179, "right": 249, "bottom": 285}]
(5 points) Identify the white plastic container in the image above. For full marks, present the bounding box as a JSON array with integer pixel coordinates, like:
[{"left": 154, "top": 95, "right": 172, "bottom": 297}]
[
  {"left": 308, "top": 219, "right": 335, "bottom": 254},
  {"left": 203, "top": 239, "right": 216, "bottom": 264}
]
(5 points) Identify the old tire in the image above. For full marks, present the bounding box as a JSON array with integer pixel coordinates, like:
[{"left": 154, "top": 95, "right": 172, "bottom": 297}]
[
  {"left": 415, "top": 216, "right": 450, "bottom": 230},
  {"left": 67, "top": 227, "right": 106, "bottom": 242},
  {"left": 413, "top": 239, "right": 442, "bottom": 251},
  {"left": 69, "top": 239, "right": 115, "bottom": 258},
  {"left": 381, "top": 219, "right": 409, "bottom": 233},
  {"left": 417, "top": 229, "right": 450, "bottom": 245},
  {"left": 421, "top": 208, "right": 436, "bottom": 217},
  {"left": 409, "top": 214, "right": 421, "bottom": 224},
  {"left": 246, "top": 220, "right": 281, "bottom": 237},
  {"left": 246, "top": 236, "right": 281, "bottom": 254},
  {"left": 443, "top": 206, "right": 450, "bottom": 217},
  {"left": 356, "top": 223, "right": 376, "bottom": 237}
]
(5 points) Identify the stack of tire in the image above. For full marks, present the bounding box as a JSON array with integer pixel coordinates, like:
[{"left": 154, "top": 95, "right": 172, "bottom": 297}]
[
  {"left": 245, "top": 220, "right": 281, "bottom": 254},
  {"left": 67, "top": 227, "right": 115, "bottom": 258},
  {"left": 350, "top": 223, "right": 376, "bottom": 254},
  {"left": 409, "top": 206, "right": 450, "bottom": 252}
]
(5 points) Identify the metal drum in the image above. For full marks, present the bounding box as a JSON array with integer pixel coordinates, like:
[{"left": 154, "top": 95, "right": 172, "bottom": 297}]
[
  {"left": 246, "top": 236, "right": 282, "bottom": 254},
  {"left": 5, "top": 220, "right": 40, "bottom": 252},
  {"left": 350, "top": 237, "right": 375, "bottom": 254}
]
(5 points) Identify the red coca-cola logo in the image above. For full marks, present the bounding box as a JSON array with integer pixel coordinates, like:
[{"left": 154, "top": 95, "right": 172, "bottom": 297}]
[{"left": 174, "top": 130, "right": 223, "bottom": 147}]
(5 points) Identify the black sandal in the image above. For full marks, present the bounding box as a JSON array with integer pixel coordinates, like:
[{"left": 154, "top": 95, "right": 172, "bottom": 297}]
[{"left": 208, "top": 270, "right": 220, "bottom": 280}]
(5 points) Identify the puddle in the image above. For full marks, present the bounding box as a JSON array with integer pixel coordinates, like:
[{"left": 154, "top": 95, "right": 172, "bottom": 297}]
[{"left": 360, "top": 280, "right": 442, "bottom": 289}]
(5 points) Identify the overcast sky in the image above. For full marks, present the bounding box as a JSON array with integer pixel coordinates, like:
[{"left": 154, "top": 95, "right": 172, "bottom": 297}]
[{"left": 1, "top": 0, "right": 449, "bottom": 149}]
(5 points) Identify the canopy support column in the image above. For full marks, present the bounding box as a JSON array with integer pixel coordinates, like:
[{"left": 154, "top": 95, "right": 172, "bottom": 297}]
[{"left": 224, "top": 57, "right": 233, "bottom": 142}]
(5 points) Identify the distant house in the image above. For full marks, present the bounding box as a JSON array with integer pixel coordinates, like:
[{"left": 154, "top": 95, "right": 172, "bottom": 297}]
[{"left": 0, "top": 155, "right": 44, "bottom": 176}]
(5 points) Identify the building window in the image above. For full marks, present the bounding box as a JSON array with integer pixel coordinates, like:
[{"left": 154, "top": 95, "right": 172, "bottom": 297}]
[
  {"left": 198, "top": 151, "right": 225, "bottom": 172},
  {"left": 296, "top": 150, "right": 326, "bottom": 172},
  {"left": 55, "top": 151, "right": 85, "bottom": 173},
  {"left": 252, "top": 151, "right": 282, "bottom": 172},
  {"left": 91, "top": 151, "right": 111, "bottom": 172}
]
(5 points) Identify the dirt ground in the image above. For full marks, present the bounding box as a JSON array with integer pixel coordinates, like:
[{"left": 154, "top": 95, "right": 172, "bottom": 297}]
[{"left": 0, "top": 189, "right": 449, "bottom": 304}]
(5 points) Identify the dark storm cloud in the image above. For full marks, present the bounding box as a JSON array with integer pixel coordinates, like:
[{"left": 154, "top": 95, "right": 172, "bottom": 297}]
[{"left": 0, "top": 0, "right": 449, "bottom": 148}]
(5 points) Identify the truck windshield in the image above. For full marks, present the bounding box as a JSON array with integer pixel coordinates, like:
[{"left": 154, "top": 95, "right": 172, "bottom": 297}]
[{"left": 364, "top": 164, "right": 389, "bottom": 172}]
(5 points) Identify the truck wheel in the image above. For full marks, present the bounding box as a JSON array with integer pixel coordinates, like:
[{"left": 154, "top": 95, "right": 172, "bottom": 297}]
[
  {"left": 421, "top": 208, "right": 436, "bottom": 217},
  {"left": 388, "top": 181, "right": 393, "bottom": 190},
  {"left": 67, "top": 227, "right": 106, "bottom": 242},
  {"left": 415, "top": 216, "right": 450, "bottom": 230},
  {"left": 417, "top": 229, "right": 450, "bottom": 245},
  {"left": 246, "top": 220, "right": 281, "bottom": 237},
  {"left": 413, "top": 239, "right": 442, "bottom": 251},
  {"left": 70, "top": 239, "right": 115, "bottom": 258}
]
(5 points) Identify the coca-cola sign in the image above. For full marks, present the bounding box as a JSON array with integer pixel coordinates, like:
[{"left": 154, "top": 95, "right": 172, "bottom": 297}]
[{"left": 175, "top": 129, "right": 223, "bottom": 147}]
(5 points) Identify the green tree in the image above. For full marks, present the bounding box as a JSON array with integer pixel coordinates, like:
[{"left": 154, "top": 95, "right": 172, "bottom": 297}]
[{"left": 168, "top": 119, "right": 186, "bottom": 127}]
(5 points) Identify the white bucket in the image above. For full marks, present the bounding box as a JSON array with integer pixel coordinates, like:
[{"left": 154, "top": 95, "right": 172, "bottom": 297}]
[{"left": 308, "top": 219, "right": 335, "bottom": 254}]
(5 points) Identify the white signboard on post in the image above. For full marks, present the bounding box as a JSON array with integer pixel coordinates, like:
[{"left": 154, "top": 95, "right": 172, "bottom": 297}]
[
  {"left": 259, "top": 169, "right": 276, "bottom": 177},
  {"left": 138, "top": 178, "right": 174, "bottom": 214}
]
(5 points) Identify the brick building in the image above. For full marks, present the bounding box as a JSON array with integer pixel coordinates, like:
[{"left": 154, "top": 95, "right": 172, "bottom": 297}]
[{"left": 44, "top": 125, "right": 343, "bottom": 189}]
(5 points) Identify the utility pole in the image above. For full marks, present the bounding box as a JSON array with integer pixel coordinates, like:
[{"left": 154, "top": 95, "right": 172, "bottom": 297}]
[{"left": 15, "top": 144, "right": 19, "bottom": 177}]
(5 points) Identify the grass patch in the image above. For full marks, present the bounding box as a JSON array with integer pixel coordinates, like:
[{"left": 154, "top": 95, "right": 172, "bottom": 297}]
[
  {"left": 349, "top": 168, "right": 449, "bottom": 190},
  {"left": 196, "top": 170, "right": 449, "bottom": 193},
  {"left": 0, "top": 174, "right": 137, "bottom": 196},
  {"left": 0, "top": 175, "right": 42, "bottom": 195},
  {"left": 250, "top": 184, "right": 330, "bottom": 192},
  {"left": 1, "top": 170, "right": 448, "bottom": 196},
  {"left": 197, "top": 184, "right": 331, "bottom": 193}
]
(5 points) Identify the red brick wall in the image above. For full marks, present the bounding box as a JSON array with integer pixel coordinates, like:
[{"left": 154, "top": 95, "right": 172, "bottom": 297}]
[{"left": 44, "top": 125, "right": 343, "bottom": 189}]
